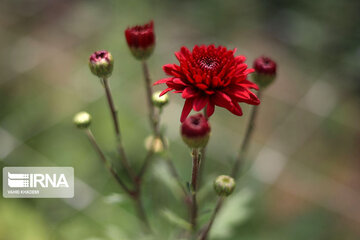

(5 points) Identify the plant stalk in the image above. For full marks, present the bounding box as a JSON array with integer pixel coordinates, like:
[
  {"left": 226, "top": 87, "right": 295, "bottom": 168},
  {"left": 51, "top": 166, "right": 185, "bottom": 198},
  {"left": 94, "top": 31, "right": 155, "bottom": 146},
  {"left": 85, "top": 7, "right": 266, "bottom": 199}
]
[
  {"left": 140, "top": 60, "right": 187, "bottom": 196},
  {"left": 231, "top": 89, "right": 262, "bottom": 178},
  {"left": 142, "top": 61, "right": 160, "bottom": 136},
  {"left": 102, "top": 77, "right": 136, "bottom": 181},
  {"left": 85, "top": 129, "right": 151, "bottom": 231},
  {"left": 199, "top": 197, "right": 224, "bottom": 240},
  {"left": 85, "top": 129, "right": 133, "bottom": 196},
  {"left": 191, "top": 148, "right": 200, "bottom": 232}
]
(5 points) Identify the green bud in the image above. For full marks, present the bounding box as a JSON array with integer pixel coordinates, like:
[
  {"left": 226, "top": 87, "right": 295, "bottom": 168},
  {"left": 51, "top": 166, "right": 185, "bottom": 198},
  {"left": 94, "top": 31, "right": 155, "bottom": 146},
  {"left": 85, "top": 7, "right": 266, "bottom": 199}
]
[
  {"left": 144, "top": 135, "right": 167, "bottom": 153},
  {"left": 73, "top": 111, "right": 91, "bottom": 129},
  {"left": 252, "top": 56, "right": 277, "bottom": 89},
  {"left": 214, "top": 175, "right": 235, "bottom": 197},
  {"left": 89, "top": 50, "right": 114, "bottom": 78},
  {"left": 152, "top": 91, "right": 169, "bottom": 108}
]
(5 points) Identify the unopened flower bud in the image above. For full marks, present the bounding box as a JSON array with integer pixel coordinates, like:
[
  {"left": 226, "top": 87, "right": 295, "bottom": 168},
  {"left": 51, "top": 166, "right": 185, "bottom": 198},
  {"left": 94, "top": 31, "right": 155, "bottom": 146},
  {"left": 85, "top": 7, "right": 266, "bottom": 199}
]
[
  {"left": 125, "top": 21, "right": 155, "bottom": 60},
  {"left": 152, "top": 91, "right": 169, "bottom": 108},
  {"left": 252, "top": 56, "right": 277, "bottom": 89},
  {"left": 181, "top": 114, "right": 210, "bottom": 149},
  {"left": 89, "top": 50, "right": 114, "bottom": 78},
  {"left": 144, "top": 135, "right": 167, "bottom": 153},
  {"left": 73, "top": 111, "right": 91, "bottom": 129},
  {"left": 214, "top": 175, "right": 235, "bottom": 197}
]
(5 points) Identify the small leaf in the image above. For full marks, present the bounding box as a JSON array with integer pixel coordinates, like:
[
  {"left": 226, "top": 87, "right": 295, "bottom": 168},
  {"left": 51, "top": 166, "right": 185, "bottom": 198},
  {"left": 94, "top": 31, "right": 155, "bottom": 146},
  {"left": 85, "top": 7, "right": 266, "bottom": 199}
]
[
  {"left": 152, "top": 161, "right": 183, "bottom": 200},
  {"left": 161, "top": 209, "right": 192, "bottom": 230},
  {"left": 186, "top": 181, "right": 191, "bottom": 193},
  {"left": 210, "top": 188, "right": 253, "bottom": 239}
]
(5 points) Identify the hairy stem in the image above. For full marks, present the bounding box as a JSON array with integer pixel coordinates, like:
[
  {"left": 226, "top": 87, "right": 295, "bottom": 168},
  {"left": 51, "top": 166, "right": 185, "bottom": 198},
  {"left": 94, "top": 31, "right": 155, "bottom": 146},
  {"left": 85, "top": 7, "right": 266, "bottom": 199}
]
[
  {"left": 133, "top": 190, "right": 152, "bottom": 233},
  {"left": 142, "top": 61, "right": 160, "bottom": 136},
  {"left": 85, "top": 129, "right": 151, "bottom": 231},
  {"left": 102, "top": 78, "right": 136, "bottom": 181},
  {"left": 198, "top": 146, "right": 206, "bottom": 187},
  {"left": 191, "top": 148, "right": 200, "bottom": 232},
  {"left": 231, "top": 90, "right": 262, "bottom": 178},
  {"left": 85, "top": 129, "right": 133, "bottom": 196},
  {"left": 198, "top": 108, "right": 208, "bottom": 187},
  {"left": 199, "top": 197, "right": 224, "bottom": 240},
  {"left": 140, "top": 61, "right": 187, "bottom": 196}
]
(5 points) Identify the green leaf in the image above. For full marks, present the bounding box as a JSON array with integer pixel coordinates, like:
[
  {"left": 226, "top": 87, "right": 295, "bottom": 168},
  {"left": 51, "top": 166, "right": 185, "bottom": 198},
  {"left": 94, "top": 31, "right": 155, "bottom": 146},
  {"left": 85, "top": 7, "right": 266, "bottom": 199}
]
[
  {"left": 161, "top": 209, "right": 192, "bottom": 231},
  {"left": 152, "top": 161, "right": 184, "bottom": 200},
  {"left": 210, "top": 188, "right": 253, "bottom": 239}
]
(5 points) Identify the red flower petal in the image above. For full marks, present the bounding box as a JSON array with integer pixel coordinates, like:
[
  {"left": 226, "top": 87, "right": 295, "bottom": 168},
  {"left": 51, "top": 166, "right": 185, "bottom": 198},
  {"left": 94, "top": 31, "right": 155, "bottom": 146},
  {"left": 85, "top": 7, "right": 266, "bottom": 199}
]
[
  {"left": 160, "top": 88, "right": 173, "bottom": 96},
  {"left": 182, "top": 87, "right": 198, "bottom": 99},
  {"left": 193, "top": 95, "right": 208, "bottom": 111},
  {"left": 180, "top": 98, "right": 194, "bottom": 122},
  {"left": 153, "top": 78, "right": 172, "bottom": 85},
  {"left": 206, "top": 102, "right": 215, "bottom": 117}
]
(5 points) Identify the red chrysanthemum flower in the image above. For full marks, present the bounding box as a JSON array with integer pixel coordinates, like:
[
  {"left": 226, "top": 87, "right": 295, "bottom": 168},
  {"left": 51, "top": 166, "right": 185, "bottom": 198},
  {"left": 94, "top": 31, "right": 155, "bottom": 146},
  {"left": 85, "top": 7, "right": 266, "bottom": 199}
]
[
  {"left": 125, "top": 21, "right": 155, "bottom": 60},
  {"left": 154, "top": 45, "right": 260, "bottom": 122}
]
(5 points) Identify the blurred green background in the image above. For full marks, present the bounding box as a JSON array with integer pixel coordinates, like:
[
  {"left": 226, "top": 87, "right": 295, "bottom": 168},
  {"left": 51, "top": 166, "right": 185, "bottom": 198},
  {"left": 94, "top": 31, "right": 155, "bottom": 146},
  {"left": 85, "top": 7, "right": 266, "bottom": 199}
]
[{"left": 1, "top": 0, "right": 360, "bottom": 239}]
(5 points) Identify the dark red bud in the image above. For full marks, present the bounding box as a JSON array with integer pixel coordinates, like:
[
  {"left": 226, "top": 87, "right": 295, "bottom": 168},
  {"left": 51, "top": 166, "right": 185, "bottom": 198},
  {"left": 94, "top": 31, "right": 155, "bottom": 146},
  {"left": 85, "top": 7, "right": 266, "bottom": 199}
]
[
  {"left": 181, "top": 114, "right": 211, "bottom": 148},
  {"left": 125, "top": 21, "right": 155, "bottom": 60},
  {"left": 253, "top": 56, "right": 277, "bottom": 75},
  {"left": 89, "top": 50, "right": 114, "bottom": 78},
  {"left": 252, "top": 56, "right": 277, "bottom": 88}
]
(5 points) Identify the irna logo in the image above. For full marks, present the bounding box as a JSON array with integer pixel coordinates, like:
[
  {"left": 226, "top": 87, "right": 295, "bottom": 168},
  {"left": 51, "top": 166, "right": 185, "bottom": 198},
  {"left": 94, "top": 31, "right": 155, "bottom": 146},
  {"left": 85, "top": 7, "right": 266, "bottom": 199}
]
[
  {"left": 3, "top": 167, "right": 74, "bottom": 198},
  {"left": 8, "top": 172, "right": 69, "bottom": 188}
]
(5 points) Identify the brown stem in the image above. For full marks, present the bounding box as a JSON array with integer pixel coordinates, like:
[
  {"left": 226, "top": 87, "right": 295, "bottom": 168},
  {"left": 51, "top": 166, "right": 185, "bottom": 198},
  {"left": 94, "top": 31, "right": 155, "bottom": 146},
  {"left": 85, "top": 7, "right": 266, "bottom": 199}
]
[
  {"left": 137, "top": 150, "right": 154, "bottom": 179},
  {"left": 191, "top": 148, "right": 200, "bottom": 232},
  {"left": 85, "top": 129, "right": 151, "bottom": 231},
  {"left": 133, "top": 190, "right": 152, "bottom": 233},
  {"left": 231, "top": 89, "right": 262, "bottom": 178},
  {"left": 102, "top": 78, "right": 136, "bottom": 181},
  {"left": 141, "top": 61, "right": 160, "bottom": 136},
  {"left": 199, "top": 197, "right": 224, "bottom": 240},
  {"left": 139, "top": 61, "right": 187, "bottom": 196},
  {"left": 198, "top": 146, "right": 206, "bottom": 188},
  {"left": 198, "top": 108, "right": 208, "bottom": 187},
  {"left": 85, "top": 129, "right": 133, "bottom": 195}
]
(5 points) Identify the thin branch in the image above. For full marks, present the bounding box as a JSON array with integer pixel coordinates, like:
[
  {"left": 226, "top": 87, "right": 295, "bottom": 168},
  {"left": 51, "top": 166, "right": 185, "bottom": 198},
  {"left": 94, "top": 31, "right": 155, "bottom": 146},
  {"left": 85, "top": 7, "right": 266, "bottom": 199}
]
[
  {"left": 198, "top": 197, "right": 224, "bottom": 240},
  {"left": 140, "top": 61, "right": 187, "bottom": 196},
  {"left": 85, "top": 129, "right": 133, "bottom": 195},
  {"left": 102, "top": 77, "right": 136, "bottom": 180},
  {"left": 231, "top": 90, "right": 262, "bottom": 178},
  {"left": 137, "top": 150, "right": 155, "bottom": 179},
  {"left": 142, "top": 61, "right": 160, "bottom": 136},
  {"left": 198, "top": 146, "right": 207, "bottom": 187},
  {"left": 191, "top": 148, "right": 200, "bottom": 232},
  {"left": 133, "top": 190, "right": 152, "bottom": 233}
]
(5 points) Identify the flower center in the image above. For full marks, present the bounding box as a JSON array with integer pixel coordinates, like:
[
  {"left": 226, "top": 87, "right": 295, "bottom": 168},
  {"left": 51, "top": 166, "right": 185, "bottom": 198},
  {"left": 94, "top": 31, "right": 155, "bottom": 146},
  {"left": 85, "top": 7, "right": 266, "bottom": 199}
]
[
  {"left": 95, "top": 52, "right": 106, "bottom": 60},
  {"left": 191, "top": 117, "right": 200, "bottom": 126},
  {"left": 199, "top": 57, "right": 219, "bottom": 71}
]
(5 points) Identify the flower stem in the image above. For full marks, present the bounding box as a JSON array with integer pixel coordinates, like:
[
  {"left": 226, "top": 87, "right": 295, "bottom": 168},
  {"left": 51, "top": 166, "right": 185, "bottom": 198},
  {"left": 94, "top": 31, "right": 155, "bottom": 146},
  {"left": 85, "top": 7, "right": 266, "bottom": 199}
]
[
  {"left": 198, "top": 108, "right": 208, "bottom": 187},
  {"left": 84, "top": 129, "right": 133, "bottom": 196},
  {"left": 198, "top": 197, "right": 224, "bottom": 240},
  {"left": 198, "top": 146, "right": 206, "bottom": 187},
  {"left": 85, "top": 129, "right": 151, "bottom": 232},
  {"left": 142, "top": 61, "right": 160, "bottom": 136},
  {"left": 101, "top": 77, "right": 136, "bottom": 181},
  {"left": 140, "top": 60, "right": 187, "bottom": 196},
  {"left": 191, "top": 148, "right": 200, "bottom": 232},
  {"left": 231, "top": 89, "right": 262, "bottom": 178},
  {"left": 133, "top": 190, "right": 152, "bottom": 233}
]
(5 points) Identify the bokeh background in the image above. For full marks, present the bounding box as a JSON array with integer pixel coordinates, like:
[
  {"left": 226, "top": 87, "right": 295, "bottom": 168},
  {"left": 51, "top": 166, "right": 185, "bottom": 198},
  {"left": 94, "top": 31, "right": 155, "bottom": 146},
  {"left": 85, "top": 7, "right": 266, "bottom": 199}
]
[{"left": 1, "top": 0, "right": 360, "bottom": 239}]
